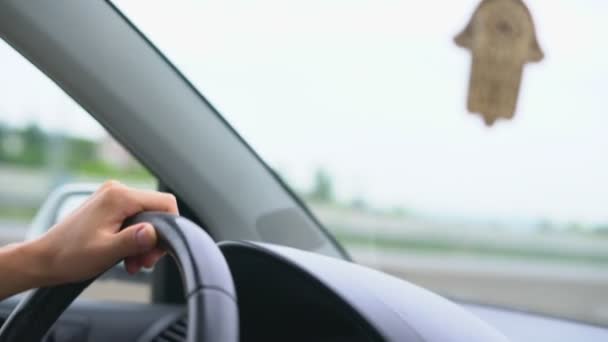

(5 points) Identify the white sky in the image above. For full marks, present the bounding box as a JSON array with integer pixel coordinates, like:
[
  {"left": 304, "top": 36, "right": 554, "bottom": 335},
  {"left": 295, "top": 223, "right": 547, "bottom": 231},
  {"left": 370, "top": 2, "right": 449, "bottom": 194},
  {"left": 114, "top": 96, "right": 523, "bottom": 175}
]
[{"left": 1, "top": 0, "right": 607, "bottom": 224}]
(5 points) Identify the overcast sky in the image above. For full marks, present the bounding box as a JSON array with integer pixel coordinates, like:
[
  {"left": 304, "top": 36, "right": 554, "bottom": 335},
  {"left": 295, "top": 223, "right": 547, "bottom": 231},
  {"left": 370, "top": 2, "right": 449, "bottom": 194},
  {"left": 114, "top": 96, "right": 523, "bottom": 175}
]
[{"left": 1, "top": 0, "right": 607, "bottom": 225}]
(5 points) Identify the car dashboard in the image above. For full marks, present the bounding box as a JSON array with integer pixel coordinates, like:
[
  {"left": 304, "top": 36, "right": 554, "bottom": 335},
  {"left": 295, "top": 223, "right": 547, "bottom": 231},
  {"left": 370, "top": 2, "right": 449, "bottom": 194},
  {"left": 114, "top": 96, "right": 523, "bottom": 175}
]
[{"left": 1, "top": 242, "right": 608, "bottom": 342}]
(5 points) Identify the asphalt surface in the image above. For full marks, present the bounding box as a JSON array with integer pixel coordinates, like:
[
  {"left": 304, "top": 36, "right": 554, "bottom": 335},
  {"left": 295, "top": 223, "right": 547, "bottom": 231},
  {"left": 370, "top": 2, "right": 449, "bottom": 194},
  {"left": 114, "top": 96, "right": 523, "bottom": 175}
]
[
  {"left": 351, "top": 248, "right": 608, "bottom": 326},
  {"left": 79, "top": 251, "right": 608, "bottom": 327},
  {"left": 2, "top": 223, "right": 607, "bottom": 326}
]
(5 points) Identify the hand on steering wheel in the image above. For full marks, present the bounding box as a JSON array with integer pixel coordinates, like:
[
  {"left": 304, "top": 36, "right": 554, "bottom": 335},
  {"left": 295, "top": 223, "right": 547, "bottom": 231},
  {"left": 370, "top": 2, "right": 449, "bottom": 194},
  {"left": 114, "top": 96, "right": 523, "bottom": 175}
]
[{"left": 0, "top": 213, "right": 239, "bottom": 342}]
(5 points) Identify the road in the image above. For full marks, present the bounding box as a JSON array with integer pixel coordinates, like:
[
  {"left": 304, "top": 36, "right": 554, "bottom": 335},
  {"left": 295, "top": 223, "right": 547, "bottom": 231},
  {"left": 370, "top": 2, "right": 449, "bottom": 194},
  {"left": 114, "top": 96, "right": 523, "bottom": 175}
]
[
  {"left": 351, "top": 247, "right": 608, "bottom": 326},
  {"left": 1, "top": 223, "right": 607, "bottom": 326}
]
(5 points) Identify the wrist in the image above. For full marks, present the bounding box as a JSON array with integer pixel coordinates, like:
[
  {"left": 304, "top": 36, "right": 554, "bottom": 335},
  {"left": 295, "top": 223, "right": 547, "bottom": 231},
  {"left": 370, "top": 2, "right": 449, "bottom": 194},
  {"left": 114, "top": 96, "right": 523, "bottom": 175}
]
[
  {"left": 0, "top": 239, "right": 53, "bottom": 299},
  {"left": 16, "top": 238, "right": 56, "bottom": 288}
]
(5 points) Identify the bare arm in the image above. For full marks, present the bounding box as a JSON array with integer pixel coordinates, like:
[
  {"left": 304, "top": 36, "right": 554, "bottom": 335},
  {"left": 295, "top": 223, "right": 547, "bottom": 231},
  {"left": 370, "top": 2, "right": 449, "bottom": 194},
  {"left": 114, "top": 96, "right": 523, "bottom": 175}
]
[
  {"left": 0, "top": 181, "right": 178, "bottom": 300},
  {"left": 0, "top": 241, "right": 49, "bottom": 300}
]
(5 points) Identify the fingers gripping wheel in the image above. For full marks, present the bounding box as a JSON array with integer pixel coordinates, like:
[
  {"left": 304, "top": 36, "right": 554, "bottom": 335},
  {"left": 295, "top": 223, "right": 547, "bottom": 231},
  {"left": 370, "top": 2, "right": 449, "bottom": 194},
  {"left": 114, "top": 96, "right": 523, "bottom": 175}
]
[{"left": 0, "top": 212, "right": 239, "bottom": 342}]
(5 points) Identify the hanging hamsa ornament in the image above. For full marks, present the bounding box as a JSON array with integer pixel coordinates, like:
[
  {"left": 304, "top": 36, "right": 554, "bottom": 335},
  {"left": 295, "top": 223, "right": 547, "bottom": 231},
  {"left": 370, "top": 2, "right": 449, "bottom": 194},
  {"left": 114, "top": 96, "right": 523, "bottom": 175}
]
[{"left": 455, "top": 0, "right": 544, "bottom": 126}]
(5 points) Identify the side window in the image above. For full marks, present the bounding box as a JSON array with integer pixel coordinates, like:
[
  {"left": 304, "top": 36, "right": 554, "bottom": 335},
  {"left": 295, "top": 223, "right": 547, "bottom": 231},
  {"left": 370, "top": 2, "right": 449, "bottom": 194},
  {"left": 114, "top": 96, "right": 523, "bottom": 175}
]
[{"left": 0, "top": 39, "right": 154, "bottom": 302}]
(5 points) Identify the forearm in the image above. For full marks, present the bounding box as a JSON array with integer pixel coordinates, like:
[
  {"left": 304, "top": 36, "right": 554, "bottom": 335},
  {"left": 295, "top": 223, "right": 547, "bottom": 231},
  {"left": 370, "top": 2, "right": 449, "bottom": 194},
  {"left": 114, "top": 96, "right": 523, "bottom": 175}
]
[
  {"left": 0, "top": 240, "right": 49, "bottom": 300},
  {"left": 0, "top": 182, "right": 174, "bottom": 301}
]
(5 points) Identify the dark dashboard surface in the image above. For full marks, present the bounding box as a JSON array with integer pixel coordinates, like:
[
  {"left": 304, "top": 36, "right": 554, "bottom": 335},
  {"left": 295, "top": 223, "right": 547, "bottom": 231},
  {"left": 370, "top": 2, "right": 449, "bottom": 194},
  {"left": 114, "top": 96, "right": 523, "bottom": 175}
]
[
  {"left": 0, "top": 295, "right": 183, "bottom": 341},
  {"left": 0, "top": 241, "right": 377, "bottom": 342},
  {"left": 222, "top": 243, "right": 381, "bottom": 342},
  {"left": 0, "top": 245, "right": 377, "bottom": 342}
]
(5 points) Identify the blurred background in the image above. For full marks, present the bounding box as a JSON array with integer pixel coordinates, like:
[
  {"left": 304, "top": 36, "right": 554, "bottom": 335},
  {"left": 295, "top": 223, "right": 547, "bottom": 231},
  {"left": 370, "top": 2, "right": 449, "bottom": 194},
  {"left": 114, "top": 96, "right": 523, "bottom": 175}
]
[{"left": 1, "top": 0, "right": 607, "bottom": 327}]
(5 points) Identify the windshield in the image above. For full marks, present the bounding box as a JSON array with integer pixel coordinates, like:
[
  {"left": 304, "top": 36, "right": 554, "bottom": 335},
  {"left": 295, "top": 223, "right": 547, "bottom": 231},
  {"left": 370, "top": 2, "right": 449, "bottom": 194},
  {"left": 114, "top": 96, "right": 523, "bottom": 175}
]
[{"left": 114, "top": 0, "right": 608, "bottom": 325}]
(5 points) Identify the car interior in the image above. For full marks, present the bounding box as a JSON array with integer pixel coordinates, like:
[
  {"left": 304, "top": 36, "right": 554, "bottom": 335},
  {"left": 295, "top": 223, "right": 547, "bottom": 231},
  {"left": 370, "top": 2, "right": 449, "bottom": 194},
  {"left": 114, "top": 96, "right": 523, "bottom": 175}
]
[{"left": 1, "top": 0, "right": 607, "bottom": 341}]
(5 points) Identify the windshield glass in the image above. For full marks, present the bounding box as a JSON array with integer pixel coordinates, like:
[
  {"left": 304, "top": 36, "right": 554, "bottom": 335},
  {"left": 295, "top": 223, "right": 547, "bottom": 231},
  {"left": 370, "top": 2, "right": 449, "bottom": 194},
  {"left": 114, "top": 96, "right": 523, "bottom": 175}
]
[{"left": 114, "top": 0, "right": 608, "bottom": 325}]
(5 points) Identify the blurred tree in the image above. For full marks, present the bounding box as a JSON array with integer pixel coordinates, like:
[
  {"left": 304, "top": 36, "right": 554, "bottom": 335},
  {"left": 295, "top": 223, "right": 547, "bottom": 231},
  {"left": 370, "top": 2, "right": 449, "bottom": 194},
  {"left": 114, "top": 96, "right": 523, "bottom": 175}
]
[
  {"left": 537, "top": 219, "right": 554, "bottom": 232},
  {"left": 0, "top": 124, "right": 150, "bottom": 180},
  {"left": 0, "top": 123, "right": 6, "bottom": 159},
  {"left": 309, "top": 168, "right": 334, "bottom": 203},
  {"left": 566, "top": 222, "right": 584, "bottom": 233},
  {"left": 350, "top": 197, "right": 368, "bottom": 211},
  {"left": 594, "top": 224, "right": 608, "bottom": 236},
  {"left": 66, "top": 136, "right": 96, "bottom": 169},
  {"left": 389, "top": 206, "right": 412, "bottom": 217},
  {"left": 12, "top": 124, "right": 46, "bottom": 167}
]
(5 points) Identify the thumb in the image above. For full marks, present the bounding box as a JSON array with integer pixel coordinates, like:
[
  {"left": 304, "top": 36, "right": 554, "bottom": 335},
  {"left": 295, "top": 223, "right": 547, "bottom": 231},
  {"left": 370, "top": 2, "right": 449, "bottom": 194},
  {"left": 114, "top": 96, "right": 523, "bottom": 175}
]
[{"left": 114, "top": 223, "right": 158, "bottom": 258}]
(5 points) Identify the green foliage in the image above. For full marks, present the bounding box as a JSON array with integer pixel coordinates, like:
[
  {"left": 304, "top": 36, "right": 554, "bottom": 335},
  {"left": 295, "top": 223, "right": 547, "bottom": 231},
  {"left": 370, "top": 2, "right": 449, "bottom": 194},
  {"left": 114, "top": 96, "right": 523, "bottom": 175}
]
[
  {"left": 0, "top": 123, "right": 151, "bottom": 181},
  {"left": 0, "top": 124, "right": 48, "bottom": 167},
  {"left": 76, "top": 160, "right": 151, "bottom": 180},
  {"left": 0, "top": 207, "right": 37, "bottom": 221},
  {"left": 309, "top": 168, "right": 334, "bottom": 202},
  {"left": 388, "top": 206, "right": 412, "bottom": 217},
  {"left": 595, "top": 225, "right": 608, "bottom": 236},
  {"left": 334, "top": 230, "right": 608, "bottom": 266},
  {"left": 349, "top": 197, "right": 368, "bottom": 210},
  {"left": 0, "top": 123, "right": 98, "bottom": 168},
  {"left": 65, "top": 136, "right": 97, "bottom": 169}
]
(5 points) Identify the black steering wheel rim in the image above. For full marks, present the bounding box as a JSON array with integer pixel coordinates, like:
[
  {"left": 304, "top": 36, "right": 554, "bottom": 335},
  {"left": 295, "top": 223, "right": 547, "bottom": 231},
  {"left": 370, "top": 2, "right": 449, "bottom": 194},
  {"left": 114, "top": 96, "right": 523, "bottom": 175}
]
[{"left": 0, "top": 212, "right": 239, "bottom": 342}]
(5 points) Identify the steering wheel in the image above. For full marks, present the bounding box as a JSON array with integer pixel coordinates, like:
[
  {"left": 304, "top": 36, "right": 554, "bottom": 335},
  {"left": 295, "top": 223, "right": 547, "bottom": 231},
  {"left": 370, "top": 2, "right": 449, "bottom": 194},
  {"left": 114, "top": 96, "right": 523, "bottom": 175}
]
[{"left": 0, "top": 212, "right": 239, "bottom": 342}]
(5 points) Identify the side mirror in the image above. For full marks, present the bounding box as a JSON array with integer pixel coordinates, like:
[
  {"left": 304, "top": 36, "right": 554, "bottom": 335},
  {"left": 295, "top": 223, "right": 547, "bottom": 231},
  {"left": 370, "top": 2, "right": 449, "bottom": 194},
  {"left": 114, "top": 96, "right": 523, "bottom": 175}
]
[
  {"left": 27, "top": 183, "right": 96, "bottom": 240},
  {"left": 27, "top": 183, "right": 150, "bottom": 283}
]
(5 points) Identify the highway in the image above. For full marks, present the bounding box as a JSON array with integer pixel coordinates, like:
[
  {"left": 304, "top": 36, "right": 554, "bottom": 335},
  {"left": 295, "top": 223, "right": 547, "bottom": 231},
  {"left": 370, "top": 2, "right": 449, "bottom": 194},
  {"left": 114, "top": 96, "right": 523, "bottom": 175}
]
[
  {"left": 2, "top": 220, "right": 608, "bottom": 326},
  {"left": 352, "top": 247, "right": 608, "bottom": 326}
]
